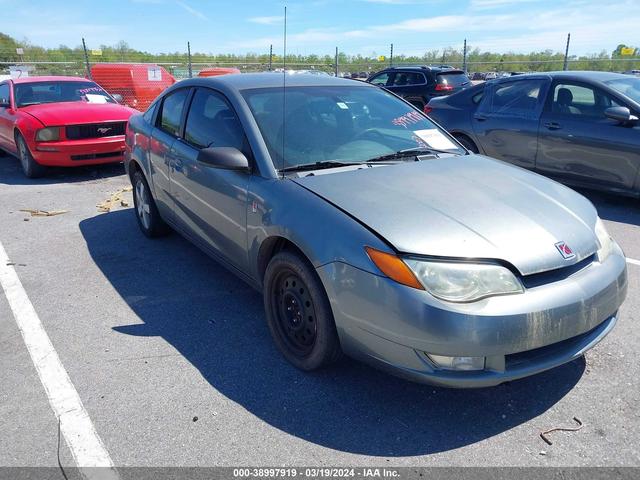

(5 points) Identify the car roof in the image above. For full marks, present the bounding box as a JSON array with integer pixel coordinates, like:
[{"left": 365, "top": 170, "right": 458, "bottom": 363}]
[
  {"left": 11, "top": 75, "right": 90, "bottom": 84},
  {"left": 174, "top": 72, "right": 371, "bottom": 91},
  {"left": 382, "top": 65, "right": 462, "bottom": 74},
  {"left": 491, "top": 71, "right": 632, "bottom": 84}
]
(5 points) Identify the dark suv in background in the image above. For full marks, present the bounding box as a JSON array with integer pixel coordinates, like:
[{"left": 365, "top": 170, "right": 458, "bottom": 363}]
[{"left": 367, "top": 65, "right": 471, "bottom": 110}]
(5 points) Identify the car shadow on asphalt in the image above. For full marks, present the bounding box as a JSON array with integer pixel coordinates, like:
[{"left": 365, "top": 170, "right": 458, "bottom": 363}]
[
  {"left": 80, "top": 209, "right": 585, "bottom": 457},
  {"left": 0, "top": 151, "right": 126, "bottom": 185},
  {"left": 577, "top": 188, "right": 640, "bottom": 227}
]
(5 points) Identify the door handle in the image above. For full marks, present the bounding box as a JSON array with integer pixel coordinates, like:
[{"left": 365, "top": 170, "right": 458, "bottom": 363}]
[
  {"left": 544, "top": 122, "right": 562, "bottom": 130},
  {"left": 474, "top": 113, "right": 487, "bottom": 121}
]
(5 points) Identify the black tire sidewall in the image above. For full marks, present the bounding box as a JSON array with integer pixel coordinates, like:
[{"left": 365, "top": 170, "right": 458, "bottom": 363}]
[
  {"left": 132, "top": 170, "right": 168, "bottom": 237},
  {"left": 16, "top": 134, "right": 45, "bottom": 178},
  {"left": 454, "top": 134, "right": 479, "bottom": 154},
  {"left": 263, "top": 251, "right": 341, "bottom": 371}
]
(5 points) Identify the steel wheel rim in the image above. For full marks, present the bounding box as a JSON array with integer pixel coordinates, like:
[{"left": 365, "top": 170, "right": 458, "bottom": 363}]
[
  {"left": 271, "top": 270, "right": 317, "bottom": 357},
  {"left": 135, "top": 179, "right": 151, "bottom": 230}
]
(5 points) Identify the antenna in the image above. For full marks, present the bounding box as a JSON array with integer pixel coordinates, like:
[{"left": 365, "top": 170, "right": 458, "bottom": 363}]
[{"left": 281, "top": 6, "right": 287, "bottom": 177}]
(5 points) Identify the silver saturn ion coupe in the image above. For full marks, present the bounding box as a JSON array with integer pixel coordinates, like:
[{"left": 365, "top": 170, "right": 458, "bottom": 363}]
[{"left": 124, "top": 74, "right": 627, "bottom": 388}]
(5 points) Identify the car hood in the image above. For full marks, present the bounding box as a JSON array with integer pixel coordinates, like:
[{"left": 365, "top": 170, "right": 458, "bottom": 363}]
[
  {"left": 292, "top": 155, "right": 599, "bottom": 276},
  {"left": 19, "top": 102, "right": 137, "bottom": 126}
]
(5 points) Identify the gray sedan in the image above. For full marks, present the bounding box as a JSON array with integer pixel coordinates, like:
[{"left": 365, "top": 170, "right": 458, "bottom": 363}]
[
  {"left": 425, "top": 71, "right": 640, "bottom": 197},
  {"left": 124, "top": 73, "right": 627, "bottom": 388}
]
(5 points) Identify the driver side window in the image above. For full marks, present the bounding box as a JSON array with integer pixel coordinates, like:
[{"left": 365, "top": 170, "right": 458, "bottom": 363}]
[
  {"left": 551, "top": 83, "right": 620, "bottom": 118},
  {"left": 0, "top": 84, "right": 11, "bottom": 106}
]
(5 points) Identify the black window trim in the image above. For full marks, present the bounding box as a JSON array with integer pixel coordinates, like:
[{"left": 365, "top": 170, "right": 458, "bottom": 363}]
[
  {"left": 180, "top": 86, "right": 255, "bottom": 166},
  {"left": 155, "top": 86, "right": 193, "bottom": 138}
]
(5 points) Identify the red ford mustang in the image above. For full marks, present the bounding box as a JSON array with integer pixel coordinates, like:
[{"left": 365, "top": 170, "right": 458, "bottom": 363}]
[{"left": 0, "top": 76, "right": 138, "bottom": 178}]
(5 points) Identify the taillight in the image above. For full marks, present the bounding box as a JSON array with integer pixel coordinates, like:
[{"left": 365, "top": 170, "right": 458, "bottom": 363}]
[
  {"left": 423, "top": 105, "right": 433, "bottom": 115},
  {"left": 435, "top": 84, "right": 454, "bottom": 91}
]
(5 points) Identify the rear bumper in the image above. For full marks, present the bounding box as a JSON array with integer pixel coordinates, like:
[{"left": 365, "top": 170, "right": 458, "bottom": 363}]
[
  {"left": 32, "top": 136, "right": 126, "bottom": 166},
  {"left": 317, "top": 243, "right": 628, "bottom": 388}
]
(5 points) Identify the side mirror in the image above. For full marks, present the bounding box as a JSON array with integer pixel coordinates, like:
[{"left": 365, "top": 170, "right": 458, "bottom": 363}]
[
  {"left": 605, "top": 106, "right": 638, "bottom": 123},
  {"left": 197, "top": 147, "right": 250, "bottom": 171},
  {"left": 112, "top": 93, "right": 124, "bottom": 103}
]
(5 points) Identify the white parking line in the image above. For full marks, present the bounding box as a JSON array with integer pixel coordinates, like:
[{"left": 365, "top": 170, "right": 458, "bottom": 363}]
[
  {"left": 0, "top": 241, "right": 119, "bottom": 479},
  {"left": 627, "top": 258, "right": 640, "bottom": 267}
]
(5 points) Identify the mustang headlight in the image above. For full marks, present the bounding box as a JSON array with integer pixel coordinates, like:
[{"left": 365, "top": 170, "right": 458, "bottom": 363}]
[
  {"left": 595, "top": 217, "right": 614, "bottom": 263},
  {"left": 36, "top": 127, "right": 60, "bottom": 142},
  {"left": 403, "top": 259, "right": 524, "bottom": 302}
]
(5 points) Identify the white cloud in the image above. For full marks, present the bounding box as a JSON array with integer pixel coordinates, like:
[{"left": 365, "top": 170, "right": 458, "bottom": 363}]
[
  {"left": 176, "top": 1, "right": 208, "bottom": 21},
  {"left": 248, "top": 16, "right": 284, "bottom": 25},
  {"left": 470, "top": 0, "right": 539, "bottom": 9}
]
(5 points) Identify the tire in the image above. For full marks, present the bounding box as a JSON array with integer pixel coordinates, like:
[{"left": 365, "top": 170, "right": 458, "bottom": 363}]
[
  {"left": 453, "top": 133, "right": 480, "bottom": 154},
  {"left": 15, "top": 133, "right": 47, "bottom": 178},
  {"left": 263, "top": 250, "right": 342, "bottom": 371},
  {"left": 131, "top": 170, "right": 170, "bottom": 237}
]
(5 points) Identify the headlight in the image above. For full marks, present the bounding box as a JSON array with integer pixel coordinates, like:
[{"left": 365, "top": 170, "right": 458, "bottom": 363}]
[
  {"left": 595, "top": 217, "right": 614, "bottom": 263},
  {"left": 36, "top": 127, "right": 60, "bottom": 142},
  {"left": 403, "top": 259, "right": 523, "bottom": 302}
]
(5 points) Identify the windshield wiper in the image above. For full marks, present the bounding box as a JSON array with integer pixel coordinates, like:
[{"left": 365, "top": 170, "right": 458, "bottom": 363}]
[
  {"left": 365, "top": 146, "right": 462, "bottom": 163},
  {"left": 280, "top": 160, "right": 362, "bottom": 173}
]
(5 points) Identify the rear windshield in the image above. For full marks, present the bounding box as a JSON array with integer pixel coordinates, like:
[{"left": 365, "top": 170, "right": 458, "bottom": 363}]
[
  {"left": 436, "top": 72, "right": 470, "bottom": 87},
  {"left": 14, "top": 81, "right": 115, "bottom": 107}
]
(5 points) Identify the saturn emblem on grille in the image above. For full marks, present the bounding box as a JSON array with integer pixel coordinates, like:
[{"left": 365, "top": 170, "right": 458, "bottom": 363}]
[{"left": 97, "top": 127, "right": 112, "bottom": 134}]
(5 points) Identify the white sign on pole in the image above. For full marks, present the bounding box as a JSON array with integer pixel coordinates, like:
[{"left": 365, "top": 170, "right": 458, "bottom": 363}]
[
  {"left": 147, "top": 66, "right": 162, "bottom": 81},
  {"left": 16, "top": 47, "right": 24, "bottom": 55}
]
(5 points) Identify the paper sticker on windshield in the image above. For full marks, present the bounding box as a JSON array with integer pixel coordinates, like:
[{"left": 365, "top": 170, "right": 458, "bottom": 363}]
[
  {"left": 413, "top": 129, "right": 457, "bottom": 150},
  {"left": 147, "top": 66, "right": 162, "bottom": 81},
  {"left": 336, "top": 102, "right": 349, "bottom": 110},
  {"left": 85, "top": 94, "right": 108, "bottom": 104}
]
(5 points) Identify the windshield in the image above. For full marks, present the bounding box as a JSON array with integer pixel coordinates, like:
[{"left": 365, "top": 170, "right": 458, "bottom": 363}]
[
  {"left": 604, "top": 77, "right": 640, "bottom": 105},
  {"left": 14, "top": 81, "right": 115, "bottom": 107},
  {"left": 242, "top": 85, "right": 464, "bottom": 169}
]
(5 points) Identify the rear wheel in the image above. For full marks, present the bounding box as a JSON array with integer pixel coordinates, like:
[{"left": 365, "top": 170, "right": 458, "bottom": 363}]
[
  {"left": 453, "top": 133, "right": 479, "bottom": 154},
  {"left": 263, "top": 251, "right": 342, "bottom": 370},
  {"left": 132, "top": 170, "right": 170, "bottom": 237},
  {"left": 15, "top": 133, "right": 46, "bottom": 178}
]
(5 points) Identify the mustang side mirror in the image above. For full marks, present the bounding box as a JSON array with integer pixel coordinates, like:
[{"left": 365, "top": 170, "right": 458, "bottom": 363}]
[
  {"left": 112, "top": 93, "right": 124, "bottom": 103},
  {"left": 197, "top": 147, "right": 250, "bottom": 171},
  {"left": 605, "top": 106, "right": 638, "bottom": 124}
]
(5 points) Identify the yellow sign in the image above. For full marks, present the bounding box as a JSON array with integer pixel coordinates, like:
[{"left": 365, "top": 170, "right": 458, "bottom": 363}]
[
  {"left": 91, "top": 49, "right": 103, "bottom": 56},
  {"left": 620, "top": 47, "right": 635, "bottom": 55},
  {"left": 378, "top": 55, "right": 386, "bottom": 62}
]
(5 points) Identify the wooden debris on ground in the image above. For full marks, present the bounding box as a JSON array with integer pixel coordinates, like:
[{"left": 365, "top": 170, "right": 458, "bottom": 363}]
[
  {"left": 97, "top": 186, "right": 133, "bottom": 213},
  {"left": 20, "top": 209, "right": 69, "bottom": 217}
]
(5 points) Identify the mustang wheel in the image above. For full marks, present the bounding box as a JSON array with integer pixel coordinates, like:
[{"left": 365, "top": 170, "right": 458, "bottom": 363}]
[
  {"left": 16, "top": 133, "right": 46, "bottom": 178},
  {"left": 264, "top": 251, "right": 342, "bottom": 370},
  {"left": 132, "top": 170, "right": 170, "bottom": 237}
]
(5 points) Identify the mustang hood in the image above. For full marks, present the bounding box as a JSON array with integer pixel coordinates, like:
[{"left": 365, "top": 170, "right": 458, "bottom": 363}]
[
  {"left": 20, "top": 102, "right": 136, "bottom": 126},
  {"left": 293, "top": 155, "right": 600, "bottom": 276}
]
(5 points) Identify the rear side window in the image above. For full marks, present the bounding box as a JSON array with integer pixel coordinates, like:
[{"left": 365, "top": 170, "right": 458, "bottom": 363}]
[
  {"left": 436, "top": 72, "right": 470, "bottom": 87},
  {"left": 391, "top": 72, "right": 426, "bottom": 86},
  {"left": 489, "top": 79, "right": 546, "bottom": 117},
  {"left": 0, "top": 83, "right": 9, "bottom": 104},
  {"left": 184, "top": 88, "right": 247, "bottom": 151},
  {"left": 158, "top": 88, "right": 190, "bottom": 136}
]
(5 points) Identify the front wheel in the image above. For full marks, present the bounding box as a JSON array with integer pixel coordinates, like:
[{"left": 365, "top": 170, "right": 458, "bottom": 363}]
[
  {"left": 16, "top": 133, "right": 47, "bottom": 178},
  {"left": 132, "top": 170, "right": 170, "bottom": 237},
  {"left": 263, "top": 251, "right": 342, "bottom": 370}
]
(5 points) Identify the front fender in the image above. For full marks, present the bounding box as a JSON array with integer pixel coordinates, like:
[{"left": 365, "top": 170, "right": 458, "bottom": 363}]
[{"left": 246, "top": 176, "right": 390, "bottom": 283}]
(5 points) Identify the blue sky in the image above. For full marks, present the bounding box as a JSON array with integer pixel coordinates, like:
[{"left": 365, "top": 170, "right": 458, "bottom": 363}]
[{"left": 2, "top": 0, "right": 638, "bottom": 57}]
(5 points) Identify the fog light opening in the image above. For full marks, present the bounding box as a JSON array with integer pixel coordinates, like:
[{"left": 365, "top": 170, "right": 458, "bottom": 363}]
[{"left": 427, "top": 354, "right": 486, "bottom": 371}]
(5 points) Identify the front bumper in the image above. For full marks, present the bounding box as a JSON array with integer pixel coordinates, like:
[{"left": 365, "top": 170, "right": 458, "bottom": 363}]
[
  {"left": 317, "top": 243, "right": 627, "bottom": 388},
  {"left": 32, "top": 136, "right": 126, "bottom": 167}
]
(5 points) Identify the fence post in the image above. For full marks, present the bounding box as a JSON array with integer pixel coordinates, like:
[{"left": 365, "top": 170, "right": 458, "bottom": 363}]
[
  {"left": 269, "top": 44, "right": 273, "bottom": 71},
  {"left": 390, "top": 43, "right": 393, "bottom": 67},
  {"left": 187, "top": 41, "right": 193, "bottom": 78},
  {"left": 335, "top": 47, "right": 339, "bottom": 77},
  {"left": 463, "top": 39, "right": 467, "bottom": 73},
  {"left": 81, "top": 38, "right": 92, "bottom": 79},
  {"left": 563, "top": 33, "right": 571, "bottom": 71}
]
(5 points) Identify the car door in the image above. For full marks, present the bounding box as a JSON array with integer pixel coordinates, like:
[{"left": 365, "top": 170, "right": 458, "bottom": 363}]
[
  {"left": 0, "top": 82, "right": 14, "bottom": 151},
  {"left": 536, "top": 81, "right": 640, "bottom": 192},
  {"left": 472, "top": 77, "right": 550, "bottom": 169},
  {"left": 169, "top": 87, "right": 251, "bottom": 272},
  {"left": 149, "top": 87, "right": 191, "bottom": 220}
]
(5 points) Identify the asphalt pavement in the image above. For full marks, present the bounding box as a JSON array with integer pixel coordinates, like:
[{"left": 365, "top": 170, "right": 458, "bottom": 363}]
[{"left": 0, "top": 151, "right": 639, "bottom": 469}]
